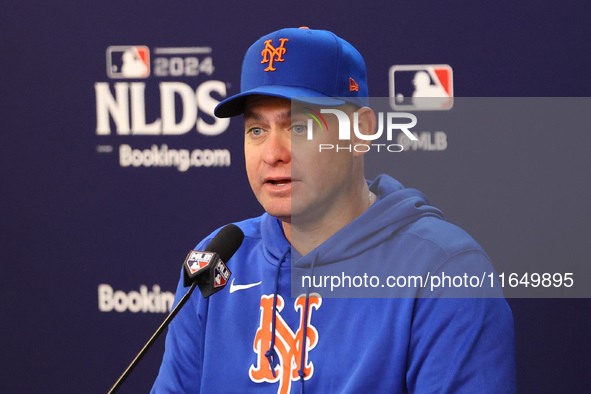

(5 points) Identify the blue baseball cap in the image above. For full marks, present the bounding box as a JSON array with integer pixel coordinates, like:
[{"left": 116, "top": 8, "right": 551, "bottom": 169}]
[{"left": 214, "top": 27, "right": 369, "bottom": 118}]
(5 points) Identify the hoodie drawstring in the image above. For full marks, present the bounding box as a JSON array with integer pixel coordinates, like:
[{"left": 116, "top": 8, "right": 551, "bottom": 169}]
[
  {"left": 265, "top": 248, "right": 290, "bottom": 378},
  {"left": 265, "top": 248, "right": 317, "bottom": 393},
  {"left": 298, "top": 254, "right": 318, "bottom": 394}
]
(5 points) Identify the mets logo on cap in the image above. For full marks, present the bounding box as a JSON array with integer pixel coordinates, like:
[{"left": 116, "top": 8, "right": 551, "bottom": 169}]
[{"left": 261, "top": 38, "right": 289, "bottom": 72}]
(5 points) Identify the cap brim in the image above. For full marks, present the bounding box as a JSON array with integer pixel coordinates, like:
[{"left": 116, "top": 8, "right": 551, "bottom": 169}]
[{"left": 214, "top": 86, "right": 346, "bottom": 118}]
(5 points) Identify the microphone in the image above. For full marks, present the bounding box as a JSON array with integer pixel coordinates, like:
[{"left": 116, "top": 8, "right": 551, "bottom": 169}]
[
  {"left": 183, "top": 223, "right": 245, "bottom": 297},
  {"left": 108, "top": 224, "right": 244, "bottom": 393}
]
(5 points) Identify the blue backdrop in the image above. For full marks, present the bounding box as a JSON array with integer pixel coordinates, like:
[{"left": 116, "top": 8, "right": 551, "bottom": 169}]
[{"left": 1, "top": 1, "right": 590, "bottom": 392}]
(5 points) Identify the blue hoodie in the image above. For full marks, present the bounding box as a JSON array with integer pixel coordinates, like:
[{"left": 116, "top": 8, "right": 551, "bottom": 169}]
[{"left": 152, "top": 175, "right": 516, "bottom": 393}]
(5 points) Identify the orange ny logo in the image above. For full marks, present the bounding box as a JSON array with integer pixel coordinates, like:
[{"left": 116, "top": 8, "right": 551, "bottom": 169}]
[
  {"left": 249, "top": 293, "right": 321, "bottom": 394},
  {"left": 261, "top": 38, "right": 289, "bottom": 72}
]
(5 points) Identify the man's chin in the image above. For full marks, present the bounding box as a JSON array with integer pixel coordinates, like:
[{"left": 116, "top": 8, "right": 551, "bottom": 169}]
[
  {"left": 261, "top": 203, "right": 291, "bottom": 222},
  {"left": 261, "top": 197, "right": 320, "bottom": 223}
]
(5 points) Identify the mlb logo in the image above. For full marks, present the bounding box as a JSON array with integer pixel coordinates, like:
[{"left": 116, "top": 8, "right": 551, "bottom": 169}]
[
  {"left": 106, "top": 46, "right": 150, "bottom": 78},
  {"left": 213, "top": 261, "right": 231, "bottom": 288},
  {"left": 389, "top": 65, "right": 453, "bottom": 110},
  {"left": 186, "top": 251, "right": 213, "bottom": 275}
]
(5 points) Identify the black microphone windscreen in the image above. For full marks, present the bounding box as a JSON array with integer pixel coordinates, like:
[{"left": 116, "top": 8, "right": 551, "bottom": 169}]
[{"left": 205, "top": 224, "right": 245, "bottom": 263}]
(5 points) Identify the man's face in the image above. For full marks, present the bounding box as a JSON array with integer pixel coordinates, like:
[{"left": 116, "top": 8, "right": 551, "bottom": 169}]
[
  {"left": 244, "top": 95, "right": 362, "bottom": 225},
  {"left": 244, "top": 96, "right": 292, "bottom": 222}
]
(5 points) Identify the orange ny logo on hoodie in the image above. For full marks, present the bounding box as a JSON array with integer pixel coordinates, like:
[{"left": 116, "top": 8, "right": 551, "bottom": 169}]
[{"left": 249, "top": 293, "right": 322, "bottom": 394}]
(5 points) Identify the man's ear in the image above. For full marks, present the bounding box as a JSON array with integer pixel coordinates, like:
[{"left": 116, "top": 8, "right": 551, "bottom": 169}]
[{"left": 351, "top": 107, "right": 376, "bottom": 157}]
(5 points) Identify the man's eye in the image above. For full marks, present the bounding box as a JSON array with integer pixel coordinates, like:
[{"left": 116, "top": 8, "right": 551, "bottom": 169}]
[
  {"left": 249, "top": 127, "right": 263, "bottom": 136},
  {"left": 292, "top": 124, "right": 306, "bottom": 134}
]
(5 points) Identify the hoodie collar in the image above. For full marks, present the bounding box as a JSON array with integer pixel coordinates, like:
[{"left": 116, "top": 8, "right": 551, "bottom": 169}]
[
  {"left": 261, "top": 213, "right": 292, "bottom": 266},
  {"left": 295, "top": 174, "right": 445, "bottom": 267}
]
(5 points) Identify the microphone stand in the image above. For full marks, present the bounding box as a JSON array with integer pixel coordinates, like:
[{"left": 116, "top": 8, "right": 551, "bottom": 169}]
[{"left": 108, "top": 281, "right": 198, "bottom": 393}]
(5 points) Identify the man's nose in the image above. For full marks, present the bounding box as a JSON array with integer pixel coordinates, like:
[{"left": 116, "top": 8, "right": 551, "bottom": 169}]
[{"left": 262, "top": 129, "right": 291, "bottom": 165}]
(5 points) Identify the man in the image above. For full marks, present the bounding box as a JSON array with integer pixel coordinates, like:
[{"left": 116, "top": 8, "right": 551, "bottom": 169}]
[{"left": 152, "top": 27, "right": 515, "bottom": 393}]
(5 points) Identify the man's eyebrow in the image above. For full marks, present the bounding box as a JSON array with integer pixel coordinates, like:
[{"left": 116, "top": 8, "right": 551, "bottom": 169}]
[
  {"left": 243, "top": 111, "right": 262, "bottom": 121},
  {"left": 291, "top": 109, "right": 309, "bottom": 117},
  {"left": 244, "top": 109, "right": 291, "bottom": 122}
]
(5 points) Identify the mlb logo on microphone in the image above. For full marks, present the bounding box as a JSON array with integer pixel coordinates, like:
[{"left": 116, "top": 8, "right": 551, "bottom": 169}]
[
  {"left": 186, "top": 251, "right": 214, "bottom": 275},
  {"left": 106, "top": 45, "right": 150, "bottom": 78},
  {"left": 389, "top": 64, "right": 453, "bottom": 110},
  {"left": 213, "top": 261, "right": 231, "bottom": 288}
]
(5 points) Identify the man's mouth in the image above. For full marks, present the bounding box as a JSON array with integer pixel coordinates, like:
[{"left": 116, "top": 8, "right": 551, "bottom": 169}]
[{"left": 265, "top": 178, "right": 292, "bottom": 187}]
